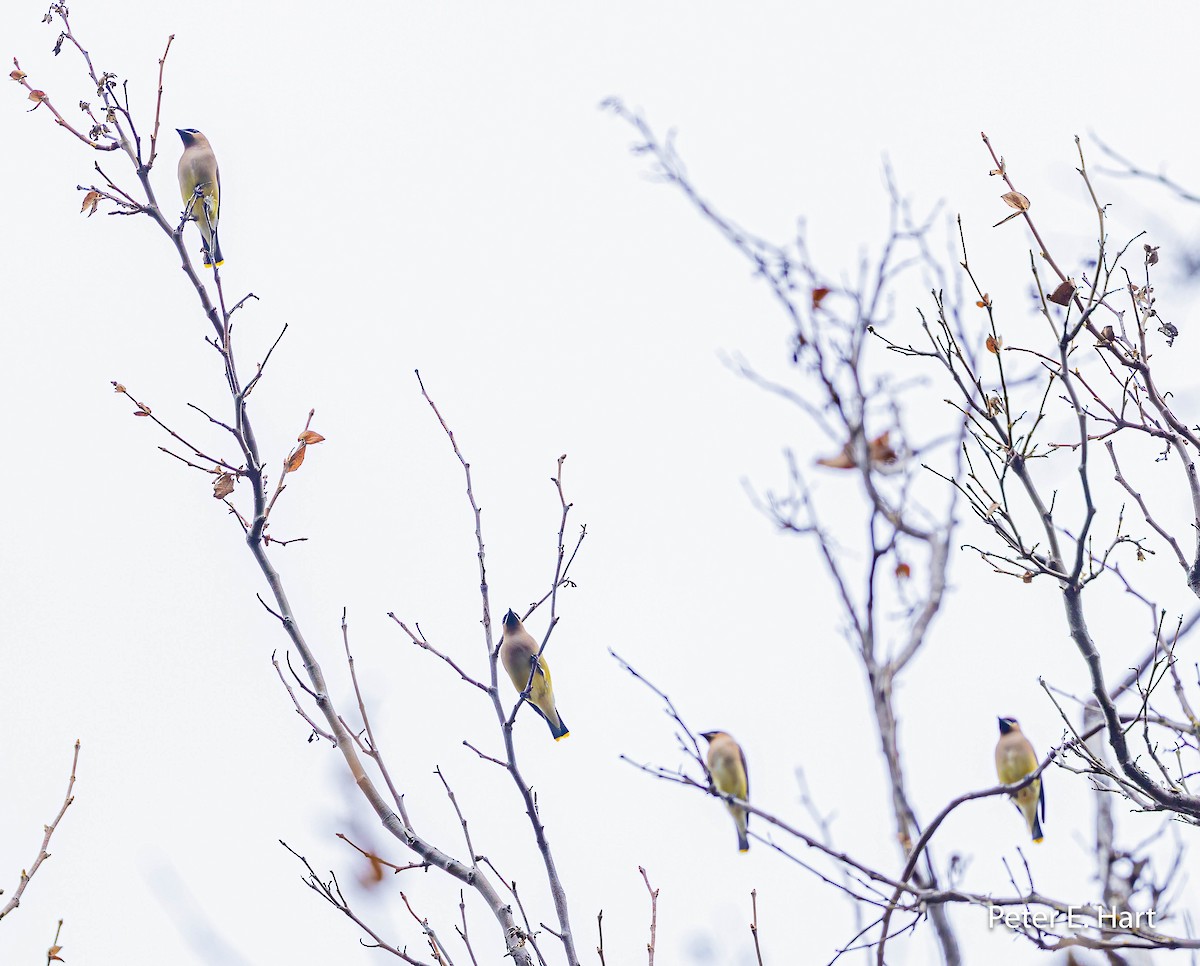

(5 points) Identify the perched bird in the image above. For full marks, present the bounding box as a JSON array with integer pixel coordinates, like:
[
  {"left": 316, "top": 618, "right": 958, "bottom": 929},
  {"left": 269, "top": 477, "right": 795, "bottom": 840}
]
[
  {"left": 176, "top": 128, "right": 224, "bottom": 267},
  {"left": 499, "top": 609, "right": 569, "bottom": 741},
  {"left": 701, "top": 730, "right": 750, "bottom": 852},
  {"left": 995, "top": 717, "right": 1045, "bottom": 843}
]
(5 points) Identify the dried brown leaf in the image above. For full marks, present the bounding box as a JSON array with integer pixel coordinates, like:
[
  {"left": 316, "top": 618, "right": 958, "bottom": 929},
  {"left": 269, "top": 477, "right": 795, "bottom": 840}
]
[
  {"left": 894, "top": 562, "right": 911, "bottom": 580},
  {"left": 284, "top": 443, "right": 307, "bottom": 473},
  {"left": 811, "top": 287, "right": 830, "bottom": 310},
  {"left": 10, "top": 69, "right": 28, "bottom": 82},
  {"left": 213, "top": 473, "right": 235, "bottom": 499},
  {"left": 80, "top": 190, "right": 100, "bottom": 217},
  {"left": 868, "top": 431, "right": 898, "bottom": 467},
  {"left": 360, "top": 852, "right": 386, "bottom": 889},
  {"left": 817, "top": 432, "right": 898, "bottom": 471},
  {"left": 986, "top": 334, "right": 1002, "bottom": 354},
  {"left": 297, "top": 430, "right": 325, "bottom": 445},
  {"left": 815, "top": 446, "right": 856, "bottom": 470},
  {"left": 1000, "top": 190, "right": 1030, "bottom": 211},
  {"left": 1048, "top": 280, "right": 1075, "bottom": 306}
]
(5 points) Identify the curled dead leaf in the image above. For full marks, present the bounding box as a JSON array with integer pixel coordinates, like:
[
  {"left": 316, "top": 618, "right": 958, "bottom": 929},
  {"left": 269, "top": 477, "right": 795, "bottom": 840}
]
[
  {"left": 894, "top": 562, "right": 911, "bottom": 580},
  {"left": 80, "top": 190, "right": 100, "bottom": 217},
  {"left": 1001, "top": 190, "right": 1030, "bottom": 211},
  {"left": 47, "top": 943, "right": 65, "bottom": 963},
  {"left": 10, "top": 69, "right": 27, "bottom": 81},
  {"left": 284, "top": 443, "right": 307, "bottom": 473},
  {"left": 1048, "top": 280, "right": 1075, "bottom": 306},
  {"left": 1145, "top": 244, "right": 1160, "bottom": 267},
  {"left": 27, "top": 89, "right": 46, "bottom": 107},
  {"left": 1136, "top": 548, "right": 1146, "bottom": 562},
  {"left": 811, "top": 287, "right": 830, "bottom": 310},
  {"left": 213, "top": 473, "right": 235, "bottom": 499},
  {"left": 816, "top": 447, "right": 856, "bottom": 470},
  {"left": 1021, "top": 571, "right": 1033, "bottom": 584},
  {"left": 868, "top": 431, "right": 898, "bottom": 467},
  {"left": 360, "top": 851, "right": 386, "bottom": 889},
  {"left": 976, "top": 293, "right": 991, "bottom": 308},
  {"left": 816, "top": 432, "right": 898, "bottom": 471},
  {"left": 297, "top": 430, "right": 325, "bottom": 445},
  {"left": 112, "top": 382, "right": 125, "bottom": 393},
  {"left": 137, "top": 402, "right": 151, "bottom": 415},
  {"left": 986, "top": 334, "right": 1002, "bottom": 354}
]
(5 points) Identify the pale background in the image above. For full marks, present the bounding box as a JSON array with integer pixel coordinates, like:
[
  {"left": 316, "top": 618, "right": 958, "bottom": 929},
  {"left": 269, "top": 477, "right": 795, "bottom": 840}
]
[{"left": 2, "top": 2, "right": 1199, "bottom": 963}]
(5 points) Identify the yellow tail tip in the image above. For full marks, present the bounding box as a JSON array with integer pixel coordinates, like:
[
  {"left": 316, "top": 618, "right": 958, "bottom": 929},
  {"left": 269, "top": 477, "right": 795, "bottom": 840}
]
[
  {"left": 554, "top": 731, "right": 571, "bottom": 742},
  {"left": 204, "top": 260, "right": 225, "bottom": 268},
  {"left": 738, "top": 847, "right": 749, "bottom": 854},
  {"left": 1033, "top": 837, "right": 1044, "bottom": 844}
]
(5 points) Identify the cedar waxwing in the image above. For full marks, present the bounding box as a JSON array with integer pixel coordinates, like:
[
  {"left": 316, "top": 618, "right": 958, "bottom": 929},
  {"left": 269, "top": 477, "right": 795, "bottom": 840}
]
[
  {"left": 176, "top": 128, "right": 224, "bottom": 267},
  {"left": 701, "top": 730, "right": 750, "bottom": 852},
  {"left": 995, "top": 717, "right": 1045, "bottom": 843},
  {"left": 499, "top": 609, "right": 569, "bottom": 741}
]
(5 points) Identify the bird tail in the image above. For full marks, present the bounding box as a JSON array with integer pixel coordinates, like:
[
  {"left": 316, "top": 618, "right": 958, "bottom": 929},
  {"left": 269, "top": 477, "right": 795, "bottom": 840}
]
[
  {"left": 529, "top": 702, "right": 570, "bottom": 741},
  {"left": 549, "top": 713, "right": 570, "bottom": 742},
  {"left": 1030, "top": 813, "right": 1044, "bottom": 843},
  {"left": 203, "top": 232, "right": 225, "bottom": 268},
  {"left": 733, "top": 808, "right": 749, "bottom": 853}
]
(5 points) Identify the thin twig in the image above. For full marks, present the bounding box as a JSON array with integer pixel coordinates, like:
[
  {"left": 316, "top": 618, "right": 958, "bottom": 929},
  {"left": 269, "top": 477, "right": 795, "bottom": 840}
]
[
  {"left": 0, "top": 740, "right": 81, "bottom": 922},
  {"left": 639, "top": 866, "right": 658, "bottom": 966},
  {"left": 750, "top": 890, "right": 764, "bottom": 966}
]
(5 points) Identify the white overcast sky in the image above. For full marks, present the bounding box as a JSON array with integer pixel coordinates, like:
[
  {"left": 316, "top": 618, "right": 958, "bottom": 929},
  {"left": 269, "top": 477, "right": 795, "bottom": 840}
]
[{"left": 4, "top": 3, "right": 1200, "bottom": 964}]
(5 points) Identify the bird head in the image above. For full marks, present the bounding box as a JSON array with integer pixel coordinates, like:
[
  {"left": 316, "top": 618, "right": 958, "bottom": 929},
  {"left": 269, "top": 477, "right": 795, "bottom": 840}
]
[
  {"left": 502, "top": 609, "right": 520, "bottom": 630},
  {"left": 699, "top": 731, "right": 726, "bottom": 744},
  {"left": 997, "top": 717, "right": 1020, "bottom": 734},
  {"left": 176, "top": 128, "right": 207, "bottom": 146}
]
